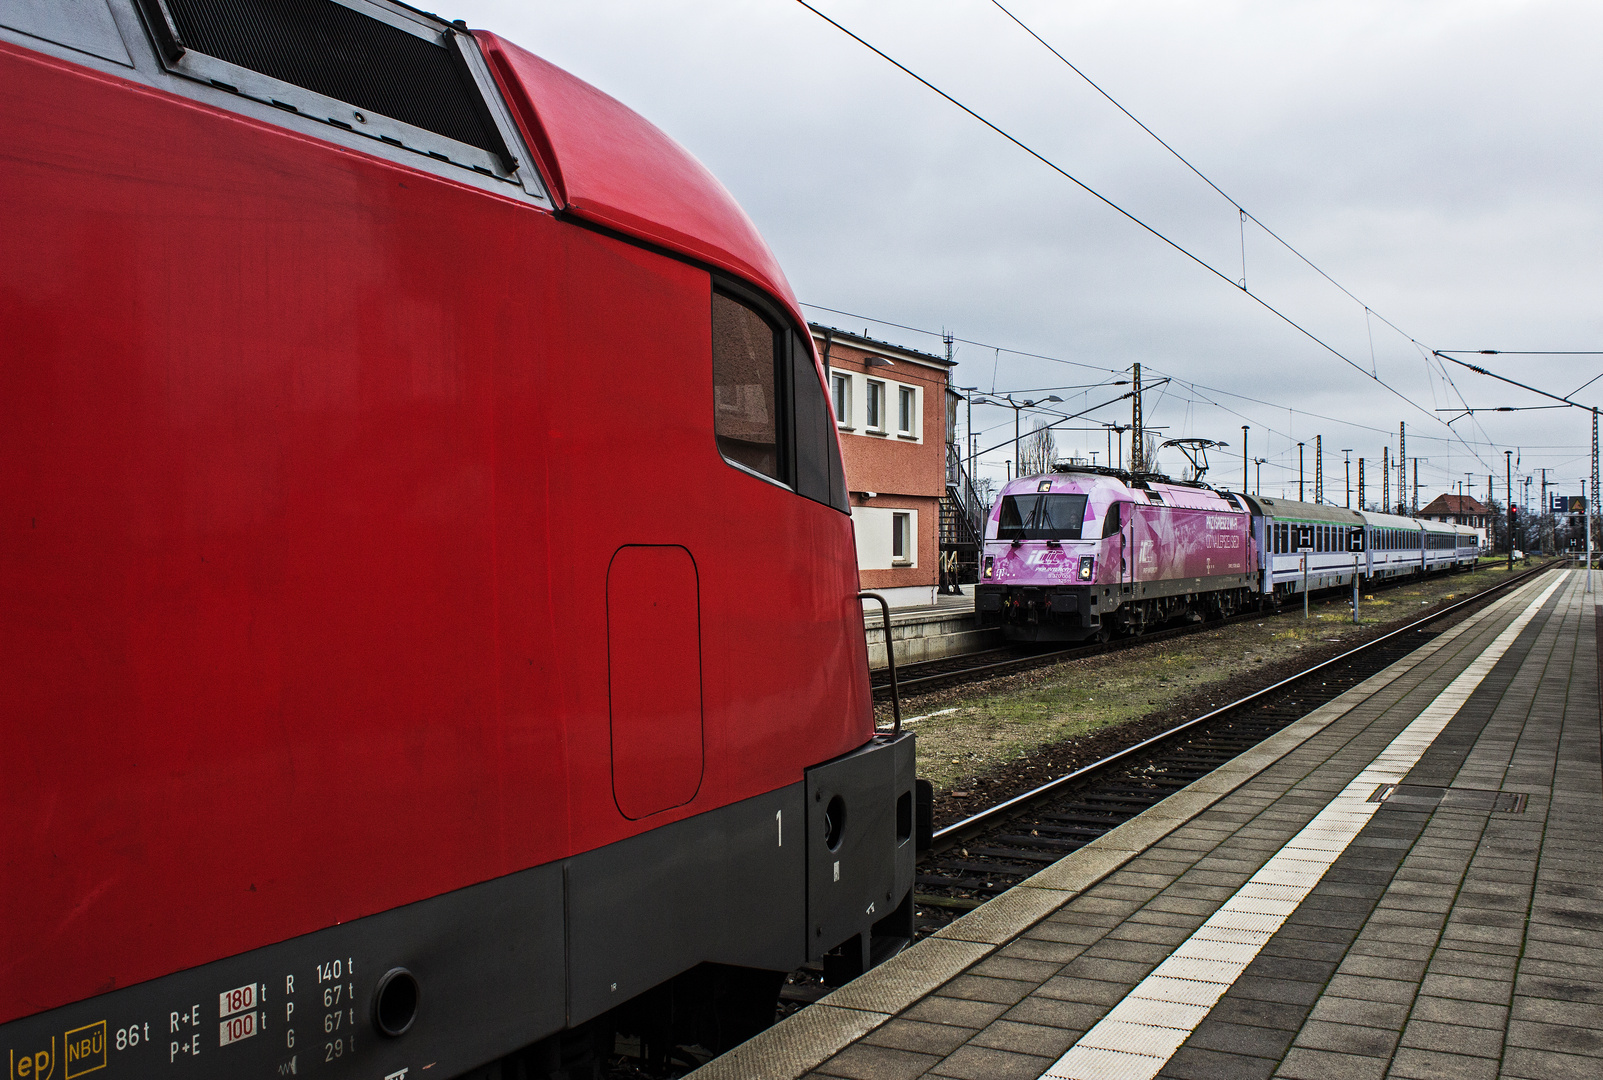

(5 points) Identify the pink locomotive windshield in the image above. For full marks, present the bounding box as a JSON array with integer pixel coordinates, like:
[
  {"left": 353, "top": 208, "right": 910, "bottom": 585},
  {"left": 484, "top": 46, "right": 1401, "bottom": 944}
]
[{"left": 984, "top": 472, "right": 1252, "bottom": 587}]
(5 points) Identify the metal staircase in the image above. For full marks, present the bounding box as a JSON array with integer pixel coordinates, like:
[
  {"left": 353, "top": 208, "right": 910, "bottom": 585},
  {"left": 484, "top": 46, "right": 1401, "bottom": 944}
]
[{"left": 940, "top": 444, "right": 987, "bottom": 588}]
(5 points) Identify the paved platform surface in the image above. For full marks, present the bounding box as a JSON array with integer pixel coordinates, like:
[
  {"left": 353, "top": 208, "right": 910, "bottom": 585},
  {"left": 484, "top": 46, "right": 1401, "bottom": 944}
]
[
  {"left": 693, "top": 568, "right": 1601, "bottom": 1080},
  {"left": 862, "top": 592, "right": 976, "bottom": 625}
]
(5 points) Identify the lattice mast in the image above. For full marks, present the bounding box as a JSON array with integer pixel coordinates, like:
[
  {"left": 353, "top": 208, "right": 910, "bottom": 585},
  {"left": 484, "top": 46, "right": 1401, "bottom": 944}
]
[
  {"left": 1398, "top": 422, "right": 1406, "bottom": 514},
  {"left": 1130, "top": 363, "right": 1143, "bottom": 472},
  {"left": 1314, "top": 435, "right": 1323, "bottom": 504}
]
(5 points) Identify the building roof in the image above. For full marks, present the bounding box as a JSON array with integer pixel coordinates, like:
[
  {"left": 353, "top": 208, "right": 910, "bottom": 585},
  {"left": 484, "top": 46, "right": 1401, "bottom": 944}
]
[
  {"left": 1419, "top": 493, "right": 1489, "bottom": 517},
  {"left": 809, "top": 324, "right": 952, "bottom": 369}
]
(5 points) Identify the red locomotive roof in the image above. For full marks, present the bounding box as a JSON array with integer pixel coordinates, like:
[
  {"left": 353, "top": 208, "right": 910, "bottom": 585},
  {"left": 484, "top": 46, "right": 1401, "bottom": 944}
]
[{"left": 477, "top": 32, "right": 799, "bottom": 318}]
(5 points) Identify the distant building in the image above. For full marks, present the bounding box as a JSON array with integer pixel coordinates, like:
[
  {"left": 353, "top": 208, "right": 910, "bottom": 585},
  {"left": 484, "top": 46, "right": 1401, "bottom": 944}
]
[
  {"left": 1419, "top": 493, "right": 1490, "bottom": 530},
  {"left": 813, "top": 325, "right": 953, "bottom": 607}
]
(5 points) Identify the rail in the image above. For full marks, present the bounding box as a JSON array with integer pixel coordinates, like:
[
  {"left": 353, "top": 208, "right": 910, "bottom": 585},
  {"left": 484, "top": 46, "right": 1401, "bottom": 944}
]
[{"left": 931, "top": 558, "right": 1560, "bottom": 845}]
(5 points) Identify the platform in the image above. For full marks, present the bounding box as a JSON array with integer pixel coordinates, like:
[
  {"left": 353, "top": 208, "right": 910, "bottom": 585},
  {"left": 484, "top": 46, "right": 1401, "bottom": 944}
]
[
  {"left": 695, "top": 567, "right": 1602, "bottom": 1080},
  {"left": 863, "top": 593, "right": 989, "bottom": 670}
]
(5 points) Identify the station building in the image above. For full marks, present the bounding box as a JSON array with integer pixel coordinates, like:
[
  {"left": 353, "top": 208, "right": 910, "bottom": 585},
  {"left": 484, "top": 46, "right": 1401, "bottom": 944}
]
[
  {"left": 812, "top": 325, "right": 953, "bottom": 607},
  {"left": 1419, "top": 492, "right": 1491, "bottom": 530}
]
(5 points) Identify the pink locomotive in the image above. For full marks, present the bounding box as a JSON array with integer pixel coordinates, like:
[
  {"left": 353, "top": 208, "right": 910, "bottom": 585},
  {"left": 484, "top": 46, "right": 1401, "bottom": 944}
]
[{"left": 977, "top": 469, "right": 1257, "bottom": 640}]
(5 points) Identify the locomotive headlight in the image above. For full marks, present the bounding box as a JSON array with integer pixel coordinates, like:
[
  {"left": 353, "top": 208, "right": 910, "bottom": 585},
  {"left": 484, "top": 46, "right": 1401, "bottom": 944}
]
[
  {"left": 1078, "top": 556, "right": 1094, "bottom": 581},
  {"left": 984, "top": 556, "right": 995, "bottom": 579}
]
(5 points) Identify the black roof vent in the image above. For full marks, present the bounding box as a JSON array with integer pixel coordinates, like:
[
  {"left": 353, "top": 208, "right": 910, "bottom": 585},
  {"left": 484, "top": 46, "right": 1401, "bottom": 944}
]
[{"left": 142, "top": 0, "right": 511, "bottom": 163}]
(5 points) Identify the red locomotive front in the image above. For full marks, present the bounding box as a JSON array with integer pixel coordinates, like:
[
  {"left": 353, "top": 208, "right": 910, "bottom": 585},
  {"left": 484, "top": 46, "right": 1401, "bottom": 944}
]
[{"left": 0, "top": 3, "right": 914, "bottom": 1077}]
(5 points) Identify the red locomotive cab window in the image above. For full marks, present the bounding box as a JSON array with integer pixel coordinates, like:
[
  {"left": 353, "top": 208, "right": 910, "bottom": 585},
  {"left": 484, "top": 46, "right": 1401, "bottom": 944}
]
[
  {"left": 711, "top": 287, "right": 848, "bottom": 512},
  {"left": 792, "top": 332, "right": 849, "bottom": 512},
  {"left": 712, "top": 292, "right": 782, "bottom": 479}
]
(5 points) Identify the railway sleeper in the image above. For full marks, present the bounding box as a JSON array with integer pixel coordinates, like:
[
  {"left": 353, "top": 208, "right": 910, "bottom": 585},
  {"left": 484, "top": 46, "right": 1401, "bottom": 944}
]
[{"left": 967, "top": 846, "right": 1062, "bottom": 863}]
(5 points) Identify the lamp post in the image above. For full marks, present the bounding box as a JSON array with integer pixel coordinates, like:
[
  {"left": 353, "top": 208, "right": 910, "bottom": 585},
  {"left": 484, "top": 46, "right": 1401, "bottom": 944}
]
[
  {"left": 1105, "top": 423, "right": 1131, "bottom": 471},
  {"left": 1241, "top": 426, "right": 1249, "bottom": 492},
  {"left": 958, "top": 386, "right": 979, "bottom": 509},
  {"left": 1002, "top": 395, "right": 1063, "bottom": 477},
  {"left": 1253, "top": 457, "right": 1266, "bottom": 495},
  {"left": 1506, "top": 449, "right": 1514, "bottom": 571},
  {"left": 971, "top": 393, "right": 1064, "bottom": 482}
]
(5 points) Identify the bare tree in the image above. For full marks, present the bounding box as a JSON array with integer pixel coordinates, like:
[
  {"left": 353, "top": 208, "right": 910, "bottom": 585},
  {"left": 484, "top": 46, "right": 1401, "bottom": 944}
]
[
  {"left": 1141, "top": 431, "right": 1161, "bottom": 475},
  {"left": 1018, "top": 419, "right": 1056, "bottom": 477}
]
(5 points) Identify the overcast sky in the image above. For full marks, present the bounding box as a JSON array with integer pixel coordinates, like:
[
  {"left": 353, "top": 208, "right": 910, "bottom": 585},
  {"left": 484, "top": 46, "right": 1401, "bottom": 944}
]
[{"left": 457, "top": 0, "right": 1601, "bottom": 508}]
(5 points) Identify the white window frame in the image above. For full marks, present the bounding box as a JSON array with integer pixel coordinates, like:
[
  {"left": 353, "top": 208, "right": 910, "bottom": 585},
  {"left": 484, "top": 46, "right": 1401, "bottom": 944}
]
[
  {"left": 865, "top": 379, "right": 886, "bottom": 432},
  {"left": 891, "top": 511, "right": 912, "bottom": 564},
  {"left": 897, "top": 385, "right": 916, "bottom": 436},
  {"left": 831, "top": 372, "right": 852, "bottom": 428}
]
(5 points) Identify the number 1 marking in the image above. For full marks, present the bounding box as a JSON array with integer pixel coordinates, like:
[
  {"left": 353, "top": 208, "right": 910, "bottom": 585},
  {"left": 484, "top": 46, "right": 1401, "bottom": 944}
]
[{"left": 776, "top": 809, "right": 782, "bottom": 847}]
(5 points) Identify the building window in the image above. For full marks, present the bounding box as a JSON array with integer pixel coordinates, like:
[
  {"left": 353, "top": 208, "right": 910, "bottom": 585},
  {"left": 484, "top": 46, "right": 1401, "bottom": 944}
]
[
  {"left": 892, "top": 512, "right": 912, "bottom": 564},
  {"left": 832, "top": 372, "right": 851, "bottom": 427},
  {"left": 866, "top": 379, "right": 885, "bottom": 431},
  {"left": 897, "top": 385, "right": 915, "bottom": 435}
]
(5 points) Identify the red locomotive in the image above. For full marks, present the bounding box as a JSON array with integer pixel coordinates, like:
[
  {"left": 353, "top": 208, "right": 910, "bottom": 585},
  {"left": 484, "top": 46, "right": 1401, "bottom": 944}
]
[{"left": 1, "top": 2, "right": 914, "bottom": 1077}]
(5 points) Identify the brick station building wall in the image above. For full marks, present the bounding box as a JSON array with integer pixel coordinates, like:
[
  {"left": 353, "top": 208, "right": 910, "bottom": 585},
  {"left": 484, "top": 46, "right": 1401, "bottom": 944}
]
[{"left": 813, "top": 327, "right": 951, "bottom": 605}]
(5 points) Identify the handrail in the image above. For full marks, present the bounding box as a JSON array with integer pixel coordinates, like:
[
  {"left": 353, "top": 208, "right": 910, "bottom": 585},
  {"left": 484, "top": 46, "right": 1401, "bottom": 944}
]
[{"left": 858, "top": 592, "right": 901, "bottom": 732}]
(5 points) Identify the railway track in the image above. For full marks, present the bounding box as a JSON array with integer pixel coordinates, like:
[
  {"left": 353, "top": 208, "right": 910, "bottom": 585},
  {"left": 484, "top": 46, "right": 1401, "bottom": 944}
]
[
  {"left": 910, "top": 560, "right": 1557, "bottom": 934},
  {"left": 872, "top": 563, "right": 1530, "bottom": 698},
  {"left": 871, "top": 609, "right": 1261, "bottom": 698}
]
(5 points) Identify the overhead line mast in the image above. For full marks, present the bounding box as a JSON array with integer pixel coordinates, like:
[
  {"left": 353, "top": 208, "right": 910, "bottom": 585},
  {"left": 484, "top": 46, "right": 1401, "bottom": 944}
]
[
  {"left": 1315, "top": 435, "right": 1323, "bottom": 504},
  {"left": 1592, "top": 407, "right": 1599, "bottom": 581},
  {"left": 1398, "top": 423, "right": 1406, "bottom": 515},
  {"left": 1131, "top": 363, "right": 1144, "bottom": 472}
]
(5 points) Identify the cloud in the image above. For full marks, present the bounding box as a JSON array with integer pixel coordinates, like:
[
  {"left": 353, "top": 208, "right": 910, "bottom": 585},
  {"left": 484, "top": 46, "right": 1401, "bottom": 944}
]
[{"left": 454, "top": 0, "right": 1603, "bottom": 495}]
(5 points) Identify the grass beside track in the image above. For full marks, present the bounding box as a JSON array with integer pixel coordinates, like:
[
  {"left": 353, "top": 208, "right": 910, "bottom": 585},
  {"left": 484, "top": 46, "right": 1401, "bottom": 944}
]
[{"left": 890, "top": 558, "right": 1552, "bottom": 796}]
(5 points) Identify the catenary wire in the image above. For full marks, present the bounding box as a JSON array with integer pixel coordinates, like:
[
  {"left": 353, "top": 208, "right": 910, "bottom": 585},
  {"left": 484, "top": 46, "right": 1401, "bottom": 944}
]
[
  {"left": 803, "top": 300, "right": 1485, "bottom": 452},
  {"left": 787, "top": 0, "right": 1501, "bottom": 473}
]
